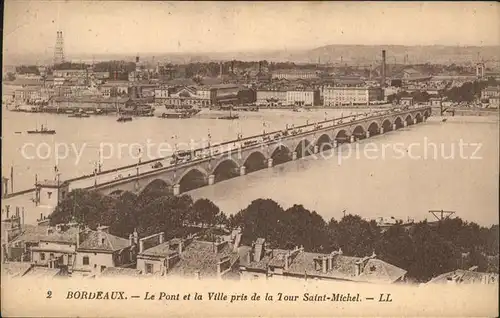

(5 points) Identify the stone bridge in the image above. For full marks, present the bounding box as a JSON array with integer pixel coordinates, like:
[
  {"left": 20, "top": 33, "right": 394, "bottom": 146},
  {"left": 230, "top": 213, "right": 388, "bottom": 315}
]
[{"left": 72, "top": 106, "right": 431, "bottom": 198}]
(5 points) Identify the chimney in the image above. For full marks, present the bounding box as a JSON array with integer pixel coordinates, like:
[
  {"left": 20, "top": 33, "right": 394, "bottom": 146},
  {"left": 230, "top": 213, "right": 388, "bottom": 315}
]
[
  {"left": 21, "top": 207, "right": 25, "bottom": 229},
  {"left": 76, "top": 231, "right": 80, "bottom": 249},
  {"left": 129, "top": 234, "right": 134, "bottom": 246},
  {"left": 133, "top": 229, "right": 138, "bottom": 244},
  {"left": 254, "top": 239, "right": 264, "bottom": 261},
  {"left": 159, "top": 232, "right": 164, "bottom": 244},
  {"left": 355, "top": 261, "right": 361, "bottom": 276},
  {"left": 178, "top": 240, "right": 183, "bottom": 254},
  {"left": 284, "top": 252, "right": 290, "bottom": 271},
  {"left": 139, "top": 239, "right": 144, "bottom": 253},
  {"left": 219, "top": 62, "right": 223, "bottom": 78},
  {"left": 381, "top": 50, "right": 386, "bottom": 88},
  {"left": 322, "top": 256, "right": 327, "bottom": 274}
]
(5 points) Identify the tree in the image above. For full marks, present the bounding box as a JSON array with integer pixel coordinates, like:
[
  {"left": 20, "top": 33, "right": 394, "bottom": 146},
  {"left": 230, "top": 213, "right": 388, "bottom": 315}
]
[
  {"left": 190, "top": 198, "right": 221, "bottom": 227},
  {"left": 230, "top": 199, "right": 286, "bottom": 247},
  {"left": 328, "top": 215, "right": 381, "bottom": 256}
]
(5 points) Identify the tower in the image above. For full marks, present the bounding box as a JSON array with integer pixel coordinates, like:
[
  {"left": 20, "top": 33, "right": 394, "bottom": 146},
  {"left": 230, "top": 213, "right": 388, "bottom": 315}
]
[
  {"left": 381, "top": 50, "right": 386, "bottom": 88},
  {"left": 54, "top": 31, "right": 65, "bottom": 65}
]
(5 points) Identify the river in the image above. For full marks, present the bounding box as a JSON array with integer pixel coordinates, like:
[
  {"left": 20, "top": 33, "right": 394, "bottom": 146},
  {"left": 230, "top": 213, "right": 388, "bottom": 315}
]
[{"left": 2, "top": 108, "right": 498, "bottom": 226}]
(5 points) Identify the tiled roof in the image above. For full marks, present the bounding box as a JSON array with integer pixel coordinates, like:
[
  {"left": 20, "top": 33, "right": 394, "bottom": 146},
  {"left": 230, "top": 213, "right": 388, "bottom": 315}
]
[
  {"left": 358, "top": 258, "right": 407, "bottom": 283},
  {"left": 244, "top": 246, "right": 407, "bottom": 283},
  {"left": 168, "top": 240, "right": 239, "bottom": 277},
  {"left": 1, "top": 262, "right": 33, "bottom": 277},
  {"left": 101, "top": 267, "right": 142, "bottom": 277},
  {"left": 428, "top": 269, "right": 499, "bottom": 285},
  {"left": 22, "top": 267, "right": 63, "bottom": 278},
  {"left": 10, "top": 225, "right": 80, "bottom": 245},
  {"left": 78, "top": 231, "right": 132, "bottom": 253},
  {"left": 139, "top": 242, "right": 177, "bottom": 258}
]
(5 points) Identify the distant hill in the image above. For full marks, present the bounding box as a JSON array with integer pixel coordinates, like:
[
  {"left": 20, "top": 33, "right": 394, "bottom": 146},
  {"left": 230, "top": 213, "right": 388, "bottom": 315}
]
[{"left": 3, "top": 45, "right": 499, "bottom": 68}]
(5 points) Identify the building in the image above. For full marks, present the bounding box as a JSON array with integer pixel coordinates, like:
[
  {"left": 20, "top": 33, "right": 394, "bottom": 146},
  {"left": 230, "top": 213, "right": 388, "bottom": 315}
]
[
  {"left": 286, "top": 89, "right": 320, "bottom": 107},
  {"left": 99, "top": 81, "right": 130, "bottom": 97},
  {"left": 165, "top": 86, "right": 210, "bottom": 107},
  {"left": 429, "top": 97, "right": 443, "bottom": 108},
  {"left": 481, "top": 86, "right": 500, "bottom": 107},
  {"left": 240, "top": 238, "right": 407, "bottom": 283},
  {"left": 271, "top": 69, "right": 319, "bottom": 80},
  {"left": 427, "top": 268, "right": 498, "bottom": 285},
  {"left": 400, "top": 97, "right": 414, "bottom": 107},
  {"left": 48, "top": 96, "right": 134, "bottom": 112},
  {"left": 323, "top": 87, "right": 383, "bottom": 107},
  {"left": 73, "top": 226, "right": 137, "bottom": 275},
  {"left": 137, "top": 229, "right": 242, "bottom": 279},
  {"left": 30, "top": 224, "right": 91, "bottom": 271},
  {"left": 256, "top": 90, "right": 287, "bottom": 107}
]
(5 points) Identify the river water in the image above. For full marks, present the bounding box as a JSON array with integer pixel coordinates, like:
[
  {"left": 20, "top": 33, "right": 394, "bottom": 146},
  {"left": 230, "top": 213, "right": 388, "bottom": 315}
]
[{"left": 2, "top": 108, "right": 498, "bottom": 226}]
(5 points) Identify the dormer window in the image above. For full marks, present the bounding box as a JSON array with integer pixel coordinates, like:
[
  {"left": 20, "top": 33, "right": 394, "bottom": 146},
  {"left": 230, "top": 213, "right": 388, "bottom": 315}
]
[{"left": 101, "top": 238, "right": 105, "bottom": 245}]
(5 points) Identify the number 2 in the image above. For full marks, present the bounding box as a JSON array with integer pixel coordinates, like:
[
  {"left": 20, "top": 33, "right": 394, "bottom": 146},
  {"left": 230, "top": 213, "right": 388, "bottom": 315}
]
[{"left": 46, "top": 290, "right": 52, "bottom": 299}]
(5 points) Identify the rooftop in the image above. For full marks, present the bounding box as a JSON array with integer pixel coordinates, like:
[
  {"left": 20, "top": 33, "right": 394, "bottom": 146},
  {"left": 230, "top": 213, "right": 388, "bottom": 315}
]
[
  {"left": 168, "top": 240, "right": 239, "bottom": 278},
  {"left": 22, "top": 266, "right": 63, "bottom": 278},
  {"left": 1, "top": 262, "right": 33, "bottom": 277},
  {"left": 428, "top": 269, "right": 499, "bottom": 285},
  {"left": 101, "top": 267, "right": 143, "bottom": 277},
  {"left": 78, "top": 231, "right": 132, "bottom": 253},
  {"left": 139, "top": 241, "right": 177, "bottom": 258}
]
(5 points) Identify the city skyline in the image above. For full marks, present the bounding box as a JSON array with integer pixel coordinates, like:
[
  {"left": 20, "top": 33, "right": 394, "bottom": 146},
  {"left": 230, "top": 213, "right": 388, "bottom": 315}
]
[{"left": 3, "top": 1, "right": 500, "bottom": 60}]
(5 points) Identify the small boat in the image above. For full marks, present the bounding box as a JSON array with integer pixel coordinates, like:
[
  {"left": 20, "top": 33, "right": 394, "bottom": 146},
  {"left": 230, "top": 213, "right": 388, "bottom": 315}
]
[
  {"left": 14, "top": 131, "right": 22, "bottom": 134},
  {"left": 217, "top": 114, "right": 239, "bottom": 120},
  {"left": 27, "top": 124, "right": 56, "bottom": 135},
  {"left": 442, "top": 118, "right": 447, "bottom": 122},
  {"left": 68, "top": 113, "right": 90, "bottom": 118},
  {"left": 117, "top": 115, "right": 133, "bottom": 122}
]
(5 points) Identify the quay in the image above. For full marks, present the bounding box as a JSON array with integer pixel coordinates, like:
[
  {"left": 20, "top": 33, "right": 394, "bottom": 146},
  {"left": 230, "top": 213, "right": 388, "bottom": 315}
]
[{"left": 1, "top": 106, "right": 431, "bottom": 222}]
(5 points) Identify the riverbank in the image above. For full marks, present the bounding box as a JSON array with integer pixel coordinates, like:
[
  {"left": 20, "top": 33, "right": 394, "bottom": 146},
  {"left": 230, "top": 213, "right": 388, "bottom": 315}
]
[{"left": 432, "top": 107, "right": 499, "bottom": 117}]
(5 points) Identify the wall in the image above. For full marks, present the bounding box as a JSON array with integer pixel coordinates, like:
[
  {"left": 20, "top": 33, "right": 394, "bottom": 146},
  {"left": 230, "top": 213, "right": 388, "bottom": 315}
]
[
  {"left": 75, "top": 251, "right": 115, "bottom": 273},
  {"left": 137, "top": 257, "right": 164, "bottom": 275}
]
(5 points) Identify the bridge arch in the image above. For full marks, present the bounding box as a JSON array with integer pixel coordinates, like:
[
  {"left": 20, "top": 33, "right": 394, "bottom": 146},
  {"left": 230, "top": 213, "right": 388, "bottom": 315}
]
[
  {"left": 405, "top": 114, "right": 413, "bottom": 126},
  {"left": 177, "top": 167, "right": 208, "bottom": 193},
  {"left": 294, "top": 138, "right": 314, "bottom": 159},
  {"left": 243, "top": 150, "right": 267, "bottom": 173},
  {"left": 414, "top": 112, "right": 423, "bottom": 123},
  {"left": 334, "top": 129, "right": 350, "bottom": 144},
  {"left": 139, "top": 178, "right": 173, "bottom": 196},
  {"left": 366, "top": 121, "right": 380, "bottom": 137},
  {"left": 270, "top": 144, "right": 292, "bottom": 165},
  {"left": 211, "top": 158, "right": 240, "bottom": 183},
  {"left": 394, "top": 116, "right": 404, "bottom": 129},
  {"left": 382, "top": 119, "right": 393, "bottom": 132},
  {"left": 315, "top": 133, "right": 333, "bottom": 152},
  {"left": 351, "top": 125, "right": 366, "bottom": 141}
]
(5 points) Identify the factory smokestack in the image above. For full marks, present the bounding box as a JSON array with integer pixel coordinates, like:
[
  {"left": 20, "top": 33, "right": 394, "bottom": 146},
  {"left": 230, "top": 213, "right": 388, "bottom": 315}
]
[
  {"left": 381, "top": 50, "right": 386, "bottom": 88},
  {"left": 219, "top": 62, "right": 223, "bottom": 78}
]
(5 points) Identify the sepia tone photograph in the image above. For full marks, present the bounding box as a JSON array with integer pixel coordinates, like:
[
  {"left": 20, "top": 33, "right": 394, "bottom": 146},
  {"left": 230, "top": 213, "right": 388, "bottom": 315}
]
[{"left": 1, "top": 1, "right": 499, "bottom": 317}]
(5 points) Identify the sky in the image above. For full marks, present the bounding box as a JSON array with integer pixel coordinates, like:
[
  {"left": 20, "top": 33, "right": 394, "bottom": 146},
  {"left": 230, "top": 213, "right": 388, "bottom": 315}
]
[{"left": 3, "top": 1, "right": 500, "bottom": 57}]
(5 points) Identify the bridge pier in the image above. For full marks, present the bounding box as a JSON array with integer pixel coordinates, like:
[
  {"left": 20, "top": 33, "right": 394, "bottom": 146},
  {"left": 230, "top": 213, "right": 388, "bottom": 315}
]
[
  {"left": 208, "top": 174, "right": 215, "bottom": 185},
  {"left": 313, "top": 145, "right": 319, "bottom": 154},
  {"left": 392, "top": 124, "right": 397, "bottom": 130},
  {"left": 267, "top": 158, "right": 273, "bottom": 168},
  {"left": 173, "top": 184, "right": 180, "bottom": 196},
  {"left": 403, "top": 121, "right": 408, "bottom": 127},
  {"left": 292, "top": 152, "right": 298, "bottom": 160},
  {"left": 413, "top": 118, "right": 418, "bottom": 125},
  {"left": 350, "top": 136, "right": 355, "bottom": 143},
  {"left": 333, "top": 140, "right": 338, "bottom": 148},
  {"left": 380, "top": 127, "right": 384, "bottom": 134},
  {"left": 239, "top": 166, "right": 246, "bottom": 176},
  {"left": 366, "top": 131, "right": 370, "bottom": 138}
]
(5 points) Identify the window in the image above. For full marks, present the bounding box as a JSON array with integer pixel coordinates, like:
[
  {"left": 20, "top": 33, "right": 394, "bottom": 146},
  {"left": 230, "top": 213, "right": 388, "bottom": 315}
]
[
  {"left": 145, "top": 263, "right": 153, "bottom": 274},
  {"left": 83, "top": 256, "right": 90, "bottom": 265},
  {"left": 50, "top": 253, "right": 54, "bottom": 259},
  {"left": 40, "top": 253, "right": 45, "bottom": 261},
  {"left": 100, "top": 266, "right": 106, "bottom": 273}
]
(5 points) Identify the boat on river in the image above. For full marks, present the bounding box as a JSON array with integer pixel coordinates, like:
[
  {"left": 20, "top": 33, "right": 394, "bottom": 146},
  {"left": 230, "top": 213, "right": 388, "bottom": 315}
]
[
  {"left": 27, "top": 124, "right": 56, "bottom": 135},
  {"left": 117, "top": 115, "right": 133, "bottom": 122}
]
